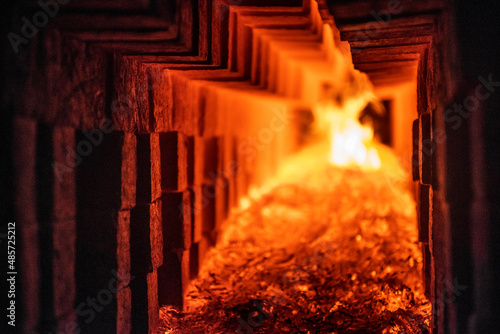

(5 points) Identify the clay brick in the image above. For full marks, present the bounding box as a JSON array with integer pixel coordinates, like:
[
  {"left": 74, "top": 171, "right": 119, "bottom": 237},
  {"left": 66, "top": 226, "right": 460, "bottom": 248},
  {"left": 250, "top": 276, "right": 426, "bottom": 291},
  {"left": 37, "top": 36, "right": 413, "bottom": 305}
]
[
  {"left": 52, "top": 126, "right": 76, "bottom": 219},
  {"left": 150, "top": 199, "right": 164, "bottom": 270},
  {"left": 116, "top": 287, "right": 132, "bottom": 334},
  {"left": 187, "top": 136, "right": 195, "bottom": 186},
  {"left": 201, "top": 183, "right": 216, "bottom": 236},
  {"left": 136, "top": 134, "right": 153, "bottom": 204},
  {"left": 203, "top": 136, "right": 219, "bottom": 182},
  {"left": 13, "top": 117, "right": 40, "bottom": 333},
  {"left": 215, "top": 176, "right": 230, "bottom": 230},
  {"left": 52, "top": 126, "right": 77, "bottom": 331},
  {"left": 160, "top": 132, "right": 189, "bottom": 192},
  {"left": 419, "top": 113, "right": 432, "bottom": 185},
  {"left": 189, "top": 243, "right": 200, "bottom": 279},
  {"left": 418, "top": 183, "right": 433, "bottom": 243},
  {"left": 117, "top": 210, "right": 131, "bottom": 287},
  {"left": 76, "top": 131, "right": 128, "bottom": 210},
  {"left": 187, "top": 136, "right": 206, "bottom": 186},
  {"left": 157, "top": 249, "right": 190, "bottom": 308},
  {"left": 422, "top": 243, "right": 433, "bottom": 300},
  {"left": 412, "top": 119, "right": 420, "bottom": 181},
  {"left": 189, "top": 186, "right": 204, "bottom": 243},
  {"left": 121, "top": 133, "right": 137, "bottom": 210},
  {"left": 130, "top": 206, "right": 153, "bottom": 276},
  {"left": 147, "top": 270, "right": 160, "bottom": 331},
  {"left": 150, "top": 133, "right": 162, "bottom": 201},
  {"left": 137, "top": 133, "right": 164, "bottom": 204},
  {"left": 162, "top": 191, "right": 192, "bottom": 250},
  {"left": 52, "top": 218, "right": 77, "bottom": 331},
  {"left": 75, "top": 210, "right": 120, "bottom": 334},
  {"left": 417, "top": 47, "right": 428, "bottom": 116},
  {"left": 130, "top": 270, "right": 159, "bottom": 333}
]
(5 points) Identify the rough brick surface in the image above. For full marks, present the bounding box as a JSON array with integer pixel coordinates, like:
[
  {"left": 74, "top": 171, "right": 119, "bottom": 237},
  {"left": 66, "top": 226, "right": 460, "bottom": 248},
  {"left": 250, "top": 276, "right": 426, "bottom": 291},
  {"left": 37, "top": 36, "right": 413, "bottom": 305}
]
[
  {"left": 189, "top": 186, "right": 204, "bottom": 243},
  {"left": 121, "top": 133, "right": 137, "bottom": 210},
  {"left": 203, "top": 136, "right": 220, "bottom": 182},
  {"left": 150, "top": 199, "right": 164, "bottom": 270},
  {"left": 150, "top": 133, "right": 163, "bottom": 202},
  {"left": 419, "top": 113, "right": 432, "bottom": 185},
  {"left": 131, "top": 206, "right": 154, "bottom": 276},
  {"left": 157, "top": 250, "right": 190, "bottom": 308},
  {"left": 418, "top": 183, "right": 433, "bottom": 243},
  {"left": 116, "top": 287, "right": 132, "bottom": 334},
  {"left": 422, "top": 243, "right": 433, "bottom": 299},
  {"left": 130, "top": 270, "right": 160, "bottom": 334},
  {"left": 160, "top": 132, "right": 189, "bottom": 192},
  {"left": 412, "top": 119, "right": 420, "bottom": 181},
  {"left": 117, "top": 210, "right": 131, "bottom": 288},
  {"left": 201, "top": 183, "right": 216, "bottom": 237},
  {"left": 215, "top": 176, "right": 230, "bottom": 230},
  {"left": 162, "top": 191, "right": 192, "bottom": 251},
  {"left": 52, "top": 126, "right": 77, "bottom": 331},
  {"left": 13, "top": 117, "right": 40, "bottom": 333}
]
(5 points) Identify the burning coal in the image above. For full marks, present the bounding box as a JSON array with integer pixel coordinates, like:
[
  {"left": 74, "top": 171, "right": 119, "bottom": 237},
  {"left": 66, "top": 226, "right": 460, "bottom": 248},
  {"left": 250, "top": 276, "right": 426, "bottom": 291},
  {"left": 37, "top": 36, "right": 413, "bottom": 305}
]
[{"left": 159, "top": 141, "right": 430, "bottom": 333}]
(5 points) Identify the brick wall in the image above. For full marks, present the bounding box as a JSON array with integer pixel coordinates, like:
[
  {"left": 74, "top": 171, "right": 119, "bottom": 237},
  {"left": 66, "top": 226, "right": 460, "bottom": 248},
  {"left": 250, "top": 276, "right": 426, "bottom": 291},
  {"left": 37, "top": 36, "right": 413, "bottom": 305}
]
[{"left": 4, "top": 1, "right": 312, "bottom": 333}]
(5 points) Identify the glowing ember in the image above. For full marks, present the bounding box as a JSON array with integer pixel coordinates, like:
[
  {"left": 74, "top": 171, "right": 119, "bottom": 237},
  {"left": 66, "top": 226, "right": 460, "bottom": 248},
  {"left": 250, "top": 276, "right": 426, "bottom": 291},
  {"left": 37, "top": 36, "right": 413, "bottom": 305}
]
[{"left": 158, "top": 145, "right": 430, "bottom": 333}]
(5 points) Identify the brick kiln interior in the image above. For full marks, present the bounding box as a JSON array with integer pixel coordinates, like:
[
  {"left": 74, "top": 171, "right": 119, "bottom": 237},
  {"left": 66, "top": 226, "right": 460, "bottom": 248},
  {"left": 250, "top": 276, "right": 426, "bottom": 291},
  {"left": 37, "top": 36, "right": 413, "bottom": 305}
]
[{"left": 2, "top": 0, "right": 500, "bottom": 334}]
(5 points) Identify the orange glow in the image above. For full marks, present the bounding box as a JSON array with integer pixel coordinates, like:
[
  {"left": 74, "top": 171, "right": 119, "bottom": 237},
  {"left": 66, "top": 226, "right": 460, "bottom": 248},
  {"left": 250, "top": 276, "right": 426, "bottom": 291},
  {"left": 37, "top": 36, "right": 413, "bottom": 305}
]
[
  {"left": 159, "top": 138, "right": 430, "bottom": 333},
  {"left": 314, "top": 91, "right": 381, "bottom": 169},
  {"left": 158, "top": 2, "right": 429, "bottom": 332}
]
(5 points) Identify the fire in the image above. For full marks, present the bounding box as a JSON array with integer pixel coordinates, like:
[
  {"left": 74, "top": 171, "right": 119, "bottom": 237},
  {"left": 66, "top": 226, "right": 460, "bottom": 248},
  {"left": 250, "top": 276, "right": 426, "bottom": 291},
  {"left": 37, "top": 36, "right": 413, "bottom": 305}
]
[
  {"left": 314, "top": 91, "right": 382, "bottom": 169},
  {"left": 158, "top": 6, "right": 429, "bottom": 333}
]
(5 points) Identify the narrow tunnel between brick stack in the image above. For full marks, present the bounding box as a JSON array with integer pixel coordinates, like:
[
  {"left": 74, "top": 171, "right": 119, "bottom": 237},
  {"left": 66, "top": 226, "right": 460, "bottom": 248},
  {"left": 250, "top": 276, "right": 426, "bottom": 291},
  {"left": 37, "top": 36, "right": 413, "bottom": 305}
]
[{"left": 156, "top": 2, "right": 429, "bottom": 333}]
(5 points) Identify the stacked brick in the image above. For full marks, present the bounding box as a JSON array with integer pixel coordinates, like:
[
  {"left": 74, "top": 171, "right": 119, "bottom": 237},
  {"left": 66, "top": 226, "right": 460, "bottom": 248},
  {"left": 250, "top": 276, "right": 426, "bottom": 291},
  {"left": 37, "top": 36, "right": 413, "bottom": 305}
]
[
  {"left": 10, "top": 1, "right": 323, "bottom": 333},
  {"left": 8, "top": 0, "right": 453, "bottom": 333},
  {"left": 329, "top": 1, "right": 459, "bottom": 332}
]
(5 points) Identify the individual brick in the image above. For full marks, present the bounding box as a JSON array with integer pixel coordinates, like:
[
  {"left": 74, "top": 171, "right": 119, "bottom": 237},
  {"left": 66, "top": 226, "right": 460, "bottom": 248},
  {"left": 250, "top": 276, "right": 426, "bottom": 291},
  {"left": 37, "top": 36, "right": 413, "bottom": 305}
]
[
  {"left": 419, "top": 113, "right": 432, "bottom": 185},
  {"left": 117, "top": 210, "right": 131, "bottom": 287},
  {"left": 130, "top": 206, "right": 153, "bottom": 276},
  {"left": 157, "top": 249, "right": 190, "bottom": 308},
  {"left": 201, "top": 183, "right": 216, "bottom": 236},
  {"left": 160, "top": 131, "right": 189, "bottom": 192},
  {"left": 120, "top": 133, "right": 137, "bottom": 210},
  {"left": 150, "top": 199, "right": 164, "bottom": 270},
  {"left": 136, "top": 134, "right": 153, "bottom": 204},
  {"left": 13, "top": 117, "right": 39, "bottom": 333},
  {"left": 137, "top": 133, "right": 162, "bottom": 204},
  {"left": 130, "top": 270, "right": 159, "bottom": 333},
  {"left": 75, "top": 131, "right": 128, "bottom": 210},
  {"left": 418, "top": 183, "right": 433, "bottom": 243},
  {"left": 203, "top": 136, "right": 219, "bottom": 182},
  {"left": 189, "top": 186, "right": 204, "bottom": 244},
  {"left": 187, "top": 136, "right": 195, "bottom": 186},
  {"left": 147, "top": 270, "right": 160, "bottom": 331},
  {"left": 412, "top": 119, "right": 419, "bottom": 181},
  {"left": 150, "top": 133, "right": 162, "bottom": 202},
  {"left": 422, "top": 243, "right": 433, "bottom": 300},
  {"left": 417, "top": 47, "right": 428, "bottom": 116},
  {"left": 36, "top": 123, "right": 57, "bottom": 334},
  {"left": 189, "top": 243, "right": 200, "bottom": 279},
  {"left": 162, "top": 191, "right": 192, "bottom": 251},
  {"left": 187, "top": 136, "right": 206, "bottom": 187},
  {"left": 52, "top": 126, "right": 76, "bottom": 219},
  {"left": 214, "top": 176, "right": 230, "bottom": 230},
  {"left": 116, "top": 286, "right": 132, "bottom": 334},
  {"left": 52, "top": 218, "right": 77, "bottom": 331},
  {"left": 75, "top": 210, "right": 120, "bottom": 334},
  {"left": 52, "top": 126, "right": 77, "bottom": 332}
]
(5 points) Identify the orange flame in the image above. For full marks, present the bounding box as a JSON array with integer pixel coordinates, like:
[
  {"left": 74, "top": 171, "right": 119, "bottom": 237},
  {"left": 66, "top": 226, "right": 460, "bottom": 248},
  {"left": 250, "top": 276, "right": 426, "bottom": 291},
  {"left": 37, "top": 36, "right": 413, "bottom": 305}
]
[{"left": 315, "top": 92, "right": 381, "bottom": 169}]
